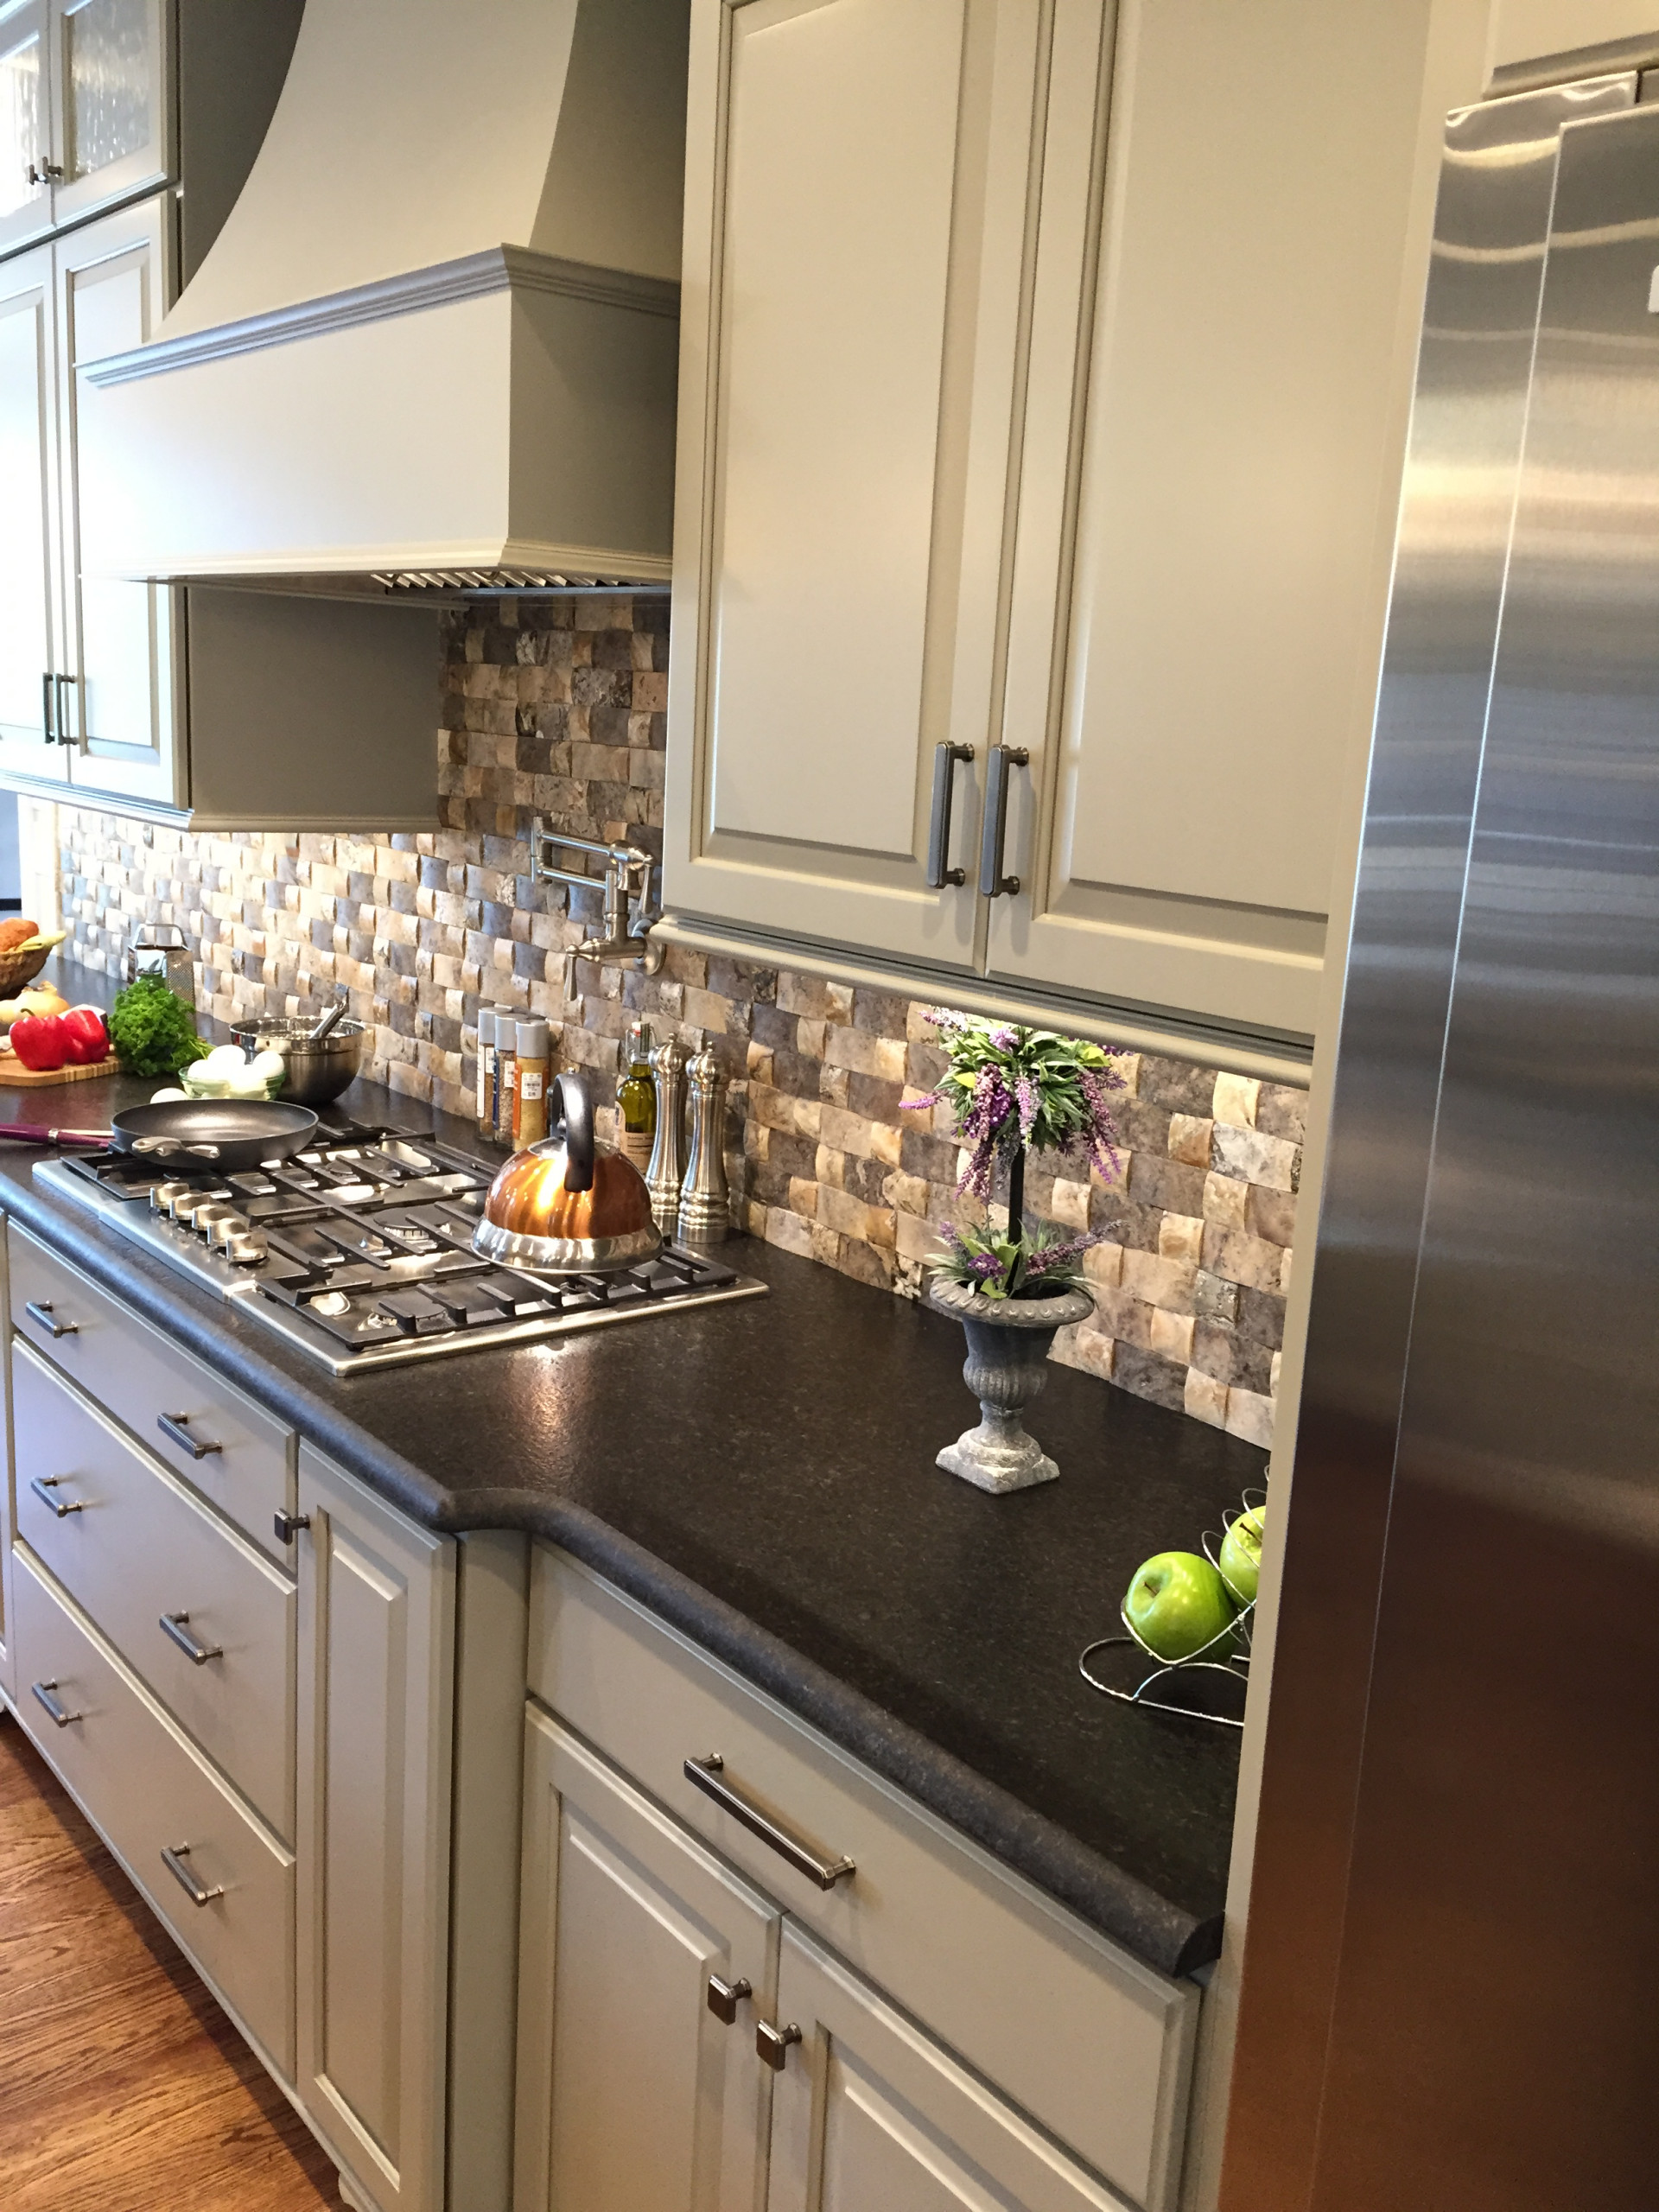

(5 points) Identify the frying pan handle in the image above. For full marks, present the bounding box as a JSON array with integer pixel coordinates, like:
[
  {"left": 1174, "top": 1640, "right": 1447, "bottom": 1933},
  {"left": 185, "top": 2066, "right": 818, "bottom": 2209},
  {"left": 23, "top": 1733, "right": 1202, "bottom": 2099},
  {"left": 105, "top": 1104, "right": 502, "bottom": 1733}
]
[
  {"left": 0, "top": 1124, "right": 110, "bottom": 1147},
  {"left": 550, "top": 1072, "right": 594, "bottom": 1192}
]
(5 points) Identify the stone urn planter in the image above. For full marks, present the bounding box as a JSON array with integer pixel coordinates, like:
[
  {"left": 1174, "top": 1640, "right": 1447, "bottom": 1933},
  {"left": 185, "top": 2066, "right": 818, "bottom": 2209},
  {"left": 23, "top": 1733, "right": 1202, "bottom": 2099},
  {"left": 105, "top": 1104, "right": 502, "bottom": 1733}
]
[{"left": 929, "top": 1279, "right": 1095, "bottom": 1494}]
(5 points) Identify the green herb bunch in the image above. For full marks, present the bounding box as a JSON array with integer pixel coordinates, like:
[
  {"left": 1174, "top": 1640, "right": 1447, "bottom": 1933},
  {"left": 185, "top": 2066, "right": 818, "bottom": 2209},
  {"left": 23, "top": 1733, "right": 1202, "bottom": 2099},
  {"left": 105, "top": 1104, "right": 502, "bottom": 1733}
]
[
  {"left": 108, "top": 975, "right": 209, "bottom": 1077},
  {"left": 931, "top": 1217, "right": 1096, "bottom": 1300}
]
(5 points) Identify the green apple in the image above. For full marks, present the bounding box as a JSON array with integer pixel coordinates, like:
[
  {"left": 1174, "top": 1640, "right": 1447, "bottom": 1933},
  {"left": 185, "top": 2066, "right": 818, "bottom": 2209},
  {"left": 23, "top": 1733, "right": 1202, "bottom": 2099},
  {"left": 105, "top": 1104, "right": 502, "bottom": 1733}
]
[
  {"left": 1123, "top": 1551, "right": 1236, "bottom": 1661},
  {"left": 1217, "top": 1506, "right": 1266, "bottom": 1606}
]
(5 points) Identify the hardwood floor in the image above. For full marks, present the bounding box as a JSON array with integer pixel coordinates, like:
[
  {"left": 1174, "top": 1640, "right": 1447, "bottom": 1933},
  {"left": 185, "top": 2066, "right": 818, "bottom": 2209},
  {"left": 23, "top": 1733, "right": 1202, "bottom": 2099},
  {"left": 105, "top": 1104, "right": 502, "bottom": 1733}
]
[{"left": 0, "top": 1713, "right": 340, "bottom": 2211}]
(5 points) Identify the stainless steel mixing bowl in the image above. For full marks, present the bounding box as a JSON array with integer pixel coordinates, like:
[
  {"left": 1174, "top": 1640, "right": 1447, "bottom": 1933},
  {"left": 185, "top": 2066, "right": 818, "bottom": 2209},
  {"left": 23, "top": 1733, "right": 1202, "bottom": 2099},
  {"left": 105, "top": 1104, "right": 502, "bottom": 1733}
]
[{"left": 228, "top": 1014, "right": 367, "bottom": 1106}]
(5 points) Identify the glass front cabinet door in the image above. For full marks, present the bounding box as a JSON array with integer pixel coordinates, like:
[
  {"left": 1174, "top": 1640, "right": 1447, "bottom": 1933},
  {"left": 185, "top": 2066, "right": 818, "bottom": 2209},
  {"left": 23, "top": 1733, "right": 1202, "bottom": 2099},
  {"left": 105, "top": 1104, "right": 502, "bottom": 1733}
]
[
  {"left": 0, "top": 0, "right": 51, "bottom": 255},
  {"left": 0, "top": 0, "right": 166, "bottom": 252}
]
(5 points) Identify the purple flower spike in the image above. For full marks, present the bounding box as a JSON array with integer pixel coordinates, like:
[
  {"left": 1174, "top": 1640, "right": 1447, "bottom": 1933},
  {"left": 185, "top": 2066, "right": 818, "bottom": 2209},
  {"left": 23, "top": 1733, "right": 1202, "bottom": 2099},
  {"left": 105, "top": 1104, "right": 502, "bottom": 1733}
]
[{"left": 1014, "top": 1073, "right": 1039, "bottom": 1141}]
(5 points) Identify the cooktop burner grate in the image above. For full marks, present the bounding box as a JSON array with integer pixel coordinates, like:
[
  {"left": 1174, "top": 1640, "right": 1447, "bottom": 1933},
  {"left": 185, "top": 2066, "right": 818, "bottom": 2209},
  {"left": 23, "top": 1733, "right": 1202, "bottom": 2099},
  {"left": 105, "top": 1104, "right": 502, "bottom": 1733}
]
[{"left": 35, "top": 1115, "right": 767, "bottom": 1374}]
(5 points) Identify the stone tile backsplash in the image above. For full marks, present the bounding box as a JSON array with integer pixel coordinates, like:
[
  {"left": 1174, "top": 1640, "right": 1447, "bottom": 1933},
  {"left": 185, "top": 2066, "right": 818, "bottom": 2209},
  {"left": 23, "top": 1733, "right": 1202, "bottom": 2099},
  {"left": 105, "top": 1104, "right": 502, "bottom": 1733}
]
[{"left": 60, "top": 595, "right": 1304, "bottom": 1446}]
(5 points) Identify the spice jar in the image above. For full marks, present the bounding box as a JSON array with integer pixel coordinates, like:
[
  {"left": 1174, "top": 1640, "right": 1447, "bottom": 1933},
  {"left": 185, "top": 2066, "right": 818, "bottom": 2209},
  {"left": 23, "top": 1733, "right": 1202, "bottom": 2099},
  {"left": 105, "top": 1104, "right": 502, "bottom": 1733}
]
[
  {"left": 514, "top": 1018, "right": 551, "bottom": 1147},
  {"left": 476, "top": 1007, "right": 495, "bottom": 1139},
  {"left": 492, "top": 1002, "right": 518, "bottom": 1147}
]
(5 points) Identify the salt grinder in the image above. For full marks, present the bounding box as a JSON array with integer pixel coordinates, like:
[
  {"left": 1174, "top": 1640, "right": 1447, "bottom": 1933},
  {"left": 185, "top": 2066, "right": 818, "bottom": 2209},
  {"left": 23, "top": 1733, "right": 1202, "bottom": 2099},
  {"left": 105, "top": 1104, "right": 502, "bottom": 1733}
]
[
  {"left": 645, "top": 1037, "right": 689, "bottom": 1236},
  {"left": 678, "top": 1046, "right": 732, "bottom": 1242}
]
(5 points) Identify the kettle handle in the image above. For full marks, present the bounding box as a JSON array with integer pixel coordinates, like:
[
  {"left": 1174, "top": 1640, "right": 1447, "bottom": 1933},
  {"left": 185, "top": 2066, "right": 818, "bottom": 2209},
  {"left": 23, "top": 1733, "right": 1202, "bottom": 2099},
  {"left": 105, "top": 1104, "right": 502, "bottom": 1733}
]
[{"left": 550, "top": 1071, "right": 595, "bottom": 1192}]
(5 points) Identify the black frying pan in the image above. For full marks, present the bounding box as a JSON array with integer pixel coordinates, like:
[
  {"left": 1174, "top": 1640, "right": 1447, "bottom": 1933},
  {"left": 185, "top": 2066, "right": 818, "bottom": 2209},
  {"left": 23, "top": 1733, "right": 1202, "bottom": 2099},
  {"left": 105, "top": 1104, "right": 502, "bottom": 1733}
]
[{"left": 110, "top": 1097, "right": 320, "bottom": 1172}]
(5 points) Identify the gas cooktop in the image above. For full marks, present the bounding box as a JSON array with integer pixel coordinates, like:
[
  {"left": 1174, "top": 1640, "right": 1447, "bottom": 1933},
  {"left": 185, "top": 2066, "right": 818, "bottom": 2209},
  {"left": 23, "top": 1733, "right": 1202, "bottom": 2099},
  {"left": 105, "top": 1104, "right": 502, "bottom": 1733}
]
[{"left": 35, "top": 1113, "right": 766, "bottom": 1374}]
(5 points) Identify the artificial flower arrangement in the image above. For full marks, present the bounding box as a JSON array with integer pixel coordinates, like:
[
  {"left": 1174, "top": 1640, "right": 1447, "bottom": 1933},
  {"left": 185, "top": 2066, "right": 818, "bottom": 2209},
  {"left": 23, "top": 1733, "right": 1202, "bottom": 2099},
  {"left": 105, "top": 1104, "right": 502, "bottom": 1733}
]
[{"left": 905, "top": 1014, "right": 1125, "bottom": 1298}]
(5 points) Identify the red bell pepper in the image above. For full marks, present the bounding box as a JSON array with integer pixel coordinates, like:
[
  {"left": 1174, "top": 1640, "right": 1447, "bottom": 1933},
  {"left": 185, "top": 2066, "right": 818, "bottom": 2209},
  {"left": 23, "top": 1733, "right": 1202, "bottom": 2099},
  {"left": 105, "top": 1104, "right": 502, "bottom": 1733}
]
[
  {"left": 10, "top": 1012, "right": 68, "bottom": 1072},
  {"left": 60, "top": 1006, "right": 109, "bottom": 1065}
]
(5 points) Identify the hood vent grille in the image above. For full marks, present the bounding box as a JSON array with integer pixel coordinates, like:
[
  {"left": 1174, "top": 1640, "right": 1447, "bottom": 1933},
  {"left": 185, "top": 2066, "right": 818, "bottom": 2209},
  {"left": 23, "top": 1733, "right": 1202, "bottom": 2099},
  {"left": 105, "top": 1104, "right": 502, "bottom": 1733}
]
[{"left": 369, "top": 569, "right": 670, "bottom": 597}]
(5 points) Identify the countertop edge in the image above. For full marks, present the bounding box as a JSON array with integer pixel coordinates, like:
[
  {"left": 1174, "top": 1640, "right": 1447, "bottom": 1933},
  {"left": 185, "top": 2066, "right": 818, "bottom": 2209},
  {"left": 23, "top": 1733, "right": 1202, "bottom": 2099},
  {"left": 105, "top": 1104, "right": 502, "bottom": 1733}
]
[{"left": 1, "top": 1169, "right": 1218, "bottom": 1979}]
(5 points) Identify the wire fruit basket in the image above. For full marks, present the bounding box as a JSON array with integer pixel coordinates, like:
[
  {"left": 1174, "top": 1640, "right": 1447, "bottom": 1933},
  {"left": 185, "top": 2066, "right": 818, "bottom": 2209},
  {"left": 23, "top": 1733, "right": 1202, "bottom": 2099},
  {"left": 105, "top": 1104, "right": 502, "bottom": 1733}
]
[
  {"left": 1078, "top": 1490, "right": 1265, "bottom": 1730},
  {"left": 0, "top": 930, "right": 67, "bottom": 995}
]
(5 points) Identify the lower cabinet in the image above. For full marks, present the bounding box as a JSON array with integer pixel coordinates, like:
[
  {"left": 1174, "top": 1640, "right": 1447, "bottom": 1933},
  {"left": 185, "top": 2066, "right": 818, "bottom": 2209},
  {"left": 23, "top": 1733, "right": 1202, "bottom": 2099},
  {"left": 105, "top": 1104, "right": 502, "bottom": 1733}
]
[
  {"left": 518, "top": 1704, "right": 1137, "bottom": 2212},
  {"left": 770, "top": 1924, "right": 1129, "bottom": 2212},
  {"left": 11, "top": 1541, "right": 296, "bottom": 2077},
  {"left": 296, "top": 1446, "right": 456, "bottom": 2212},
  {"left": 516, "top": 1707, "right": 779, "bottom": 2212}
]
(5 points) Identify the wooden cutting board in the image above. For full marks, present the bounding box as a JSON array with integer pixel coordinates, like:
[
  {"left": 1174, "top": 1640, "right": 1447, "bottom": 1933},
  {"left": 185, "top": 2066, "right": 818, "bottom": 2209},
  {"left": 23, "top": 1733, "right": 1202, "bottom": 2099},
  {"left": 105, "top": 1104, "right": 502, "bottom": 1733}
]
[{"left": 0, "top": 1052, "right": 121, "bottom": 1088}]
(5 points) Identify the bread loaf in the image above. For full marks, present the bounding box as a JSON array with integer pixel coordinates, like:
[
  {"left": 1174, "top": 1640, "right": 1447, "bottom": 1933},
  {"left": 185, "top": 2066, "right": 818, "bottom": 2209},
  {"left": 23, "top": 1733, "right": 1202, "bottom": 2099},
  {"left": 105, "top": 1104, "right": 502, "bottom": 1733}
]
[{"left": 0, "top": 918, "right": 40, "bottom": 953}]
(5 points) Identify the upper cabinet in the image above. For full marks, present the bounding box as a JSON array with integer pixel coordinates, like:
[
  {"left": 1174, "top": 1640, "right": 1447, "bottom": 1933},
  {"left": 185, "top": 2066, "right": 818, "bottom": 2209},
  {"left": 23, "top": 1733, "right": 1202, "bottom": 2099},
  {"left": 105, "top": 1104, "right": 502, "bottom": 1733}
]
[
  {"left": 0, "top": 2, "right": 450, "bottom": 829},
  {"left": 0, "top": 0, "right": 168, "bottom": 256},
  {"left": 664, "top": 0, "right": 1044, "bottom": 976},
  {"left": 665, "top": 0, "right": 1487, "bottom": 1058}
]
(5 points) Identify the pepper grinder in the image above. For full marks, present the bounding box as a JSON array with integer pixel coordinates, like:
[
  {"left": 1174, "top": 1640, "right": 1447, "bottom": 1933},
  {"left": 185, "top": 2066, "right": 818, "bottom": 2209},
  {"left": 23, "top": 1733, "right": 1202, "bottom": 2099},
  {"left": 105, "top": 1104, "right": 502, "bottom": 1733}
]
[
  {"left": 645, "top": 1037, "right": 689, "bottom": 1237},
  {"left": 678, "top": 1046, "right": 732, "bottom": 1243}
]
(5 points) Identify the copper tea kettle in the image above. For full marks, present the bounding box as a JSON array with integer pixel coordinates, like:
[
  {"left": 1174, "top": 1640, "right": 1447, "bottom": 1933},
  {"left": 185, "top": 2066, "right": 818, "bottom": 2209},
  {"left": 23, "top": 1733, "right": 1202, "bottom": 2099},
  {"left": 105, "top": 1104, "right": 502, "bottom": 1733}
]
[{"left": 473, "top": 1070, "right": 662, "bottom": 1274}]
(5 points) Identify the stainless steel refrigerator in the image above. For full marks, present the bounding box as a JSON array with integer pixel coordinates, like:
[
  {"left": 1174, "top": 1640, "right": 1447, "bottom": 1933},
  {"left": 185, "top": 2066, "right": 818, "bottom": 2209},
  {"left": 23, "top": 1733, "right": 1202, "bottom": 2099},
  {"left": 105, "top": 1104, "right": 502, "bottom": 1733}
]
[{"left": 1222, "top": 33, "right": 1659, "bottom": 2212}]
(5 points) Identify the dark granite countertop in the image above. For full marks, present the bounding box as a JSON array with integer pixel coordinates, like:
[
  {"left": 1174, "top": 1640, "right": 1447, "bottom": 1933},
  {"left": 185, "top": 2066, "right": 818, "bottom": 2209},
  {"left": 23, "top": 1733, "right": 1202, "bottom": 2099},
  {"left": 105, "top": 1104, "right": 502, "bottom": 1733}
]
[{"left": 0, "top": 959, "right": 1258, "bottom": 1975}]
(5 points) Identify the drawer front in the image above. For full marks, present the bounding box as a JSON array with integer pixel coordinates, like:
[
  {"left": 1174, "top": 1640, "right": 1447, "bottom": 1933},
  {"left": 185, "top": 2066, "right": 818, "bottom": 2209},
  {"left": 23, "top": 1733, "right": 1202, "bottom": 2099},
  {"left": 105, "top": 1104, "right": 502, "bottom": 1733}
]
[
  {"left": 12, "top": 1543, "right": 296, "bottom": 2079},
  {"left": 15, "top": 1340, "right": 296, "bottom": 1840},
  {"left": 9, "top": 1223, "right": 296, "bottom": 1562},
  {"left": 530, "top": 1548, "right": 1196, "bottom": 2212}
]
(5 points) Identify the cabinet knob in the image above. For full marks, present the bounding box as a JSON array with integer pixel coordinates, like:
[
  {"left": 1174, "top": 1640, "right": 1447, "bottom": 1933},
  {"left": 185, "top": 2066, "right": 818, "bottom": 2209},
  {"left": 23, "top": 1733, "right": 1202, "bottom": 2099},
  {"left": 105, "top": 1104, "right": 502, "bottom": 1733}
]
[
  {"left": 756, "top": 2019, "right": 803, "bottom": 2072},
  {"left": 274, "top": 1510, "right": 311, "bottom": 1545},
  {"left": 707, "top": 1973, "right": 752, "bottom": 2025},
  {"left": 25, "top": 161, "right": 64, "bottom": 185}
]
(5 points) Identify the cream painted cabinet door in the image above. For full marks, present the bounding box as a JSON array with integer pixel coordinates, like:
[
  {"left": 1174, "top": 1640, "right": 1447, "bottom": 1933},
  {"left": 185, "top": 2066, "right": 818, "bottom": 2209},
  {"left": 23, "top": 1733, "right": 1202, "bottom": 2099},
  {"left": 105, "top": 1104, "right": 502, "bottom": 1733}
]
[
  {"left": 296, "top": 1447, "right": 455, "bottom": 2212},
  {"left": 0, "top": 237, "right": 66, "bottom": 784},
  {"left": 0, "top": 1229, "right": 12, "bottom": 1701},
  {"left": 988, "top": 0, "right": 1459, "bottom": 1044},
  {"left": 665, "top": 0, "right": 1050, "bottom": 969},
  {"left": 766, "top": 1924, "right": 1133, "bottom": 2212},
  {"left": 54, "top": 188, "right": 184, "bottom": 808},
  {"left": 516, "top": 1704, "right": 780, "bottom": 2212}
]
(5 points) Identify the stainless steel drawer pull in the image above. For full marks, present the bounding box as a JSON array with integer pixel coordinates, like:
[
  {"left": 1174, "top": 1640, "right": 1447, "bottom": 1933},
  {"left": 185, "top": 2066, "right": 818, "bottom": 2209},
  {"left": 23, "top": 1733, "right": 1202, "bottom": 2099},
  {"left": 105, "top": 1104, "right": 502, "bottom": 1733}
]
[
  {"left": 161, "top": 1843, "right": 224, "bottom": 1909},
  {"left": 274, "top": 1510, "right": 310, "bottom": 1545},
  {"left": 158, "top": 1412, "right": 222, "bottom": 1460},
  {"left": 684, "top": 1754, "right": 855, "bottom": 1891},
  {"left": 30, "top": 1680, "right": 81, "bottom": 1728},
  {"left": 24, "top": 1299, "right": 76, "bottom": 1338},
  {"left": 160, "top": 1612, "right": 223, "bottom": 1666},
  {"left": 925, "top": 741, "right": 975, "bottom": 888},
  {"left": 30, "top": 1475, "right": 84, "bottom": 1518},
  {"left": 757, "top": 2020, "right": 803, "bottom": 2072},
  {"left": 707, "top": 1973, "right": 753, "bottom": 2025},
  {"left": 977, "top": 743, "right": 1028, "bottom": 899}
]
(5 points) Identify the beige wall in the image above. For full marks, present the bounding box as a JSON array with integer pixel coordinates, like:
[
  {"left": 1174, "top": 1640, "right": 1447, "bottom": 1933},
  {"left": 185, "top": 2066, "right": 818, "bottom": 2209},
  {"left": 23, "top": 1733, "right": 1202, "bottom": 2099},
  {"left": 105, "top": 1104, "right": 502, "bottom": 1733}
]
[{"left": 1491, "top": 0, "right": 1658, "bottom": 68}]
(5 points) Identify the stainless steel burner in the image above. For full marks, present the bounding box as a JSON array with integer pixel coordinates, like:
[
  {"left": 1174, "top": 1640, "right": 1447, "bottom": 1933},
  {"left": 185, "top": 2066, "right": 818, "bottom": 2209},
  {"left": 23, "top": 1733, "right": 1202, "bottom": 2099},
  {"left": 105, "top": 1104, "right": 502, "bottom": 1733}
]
[{"left": 34, "top": 1118, "right": 766, "bottom": 1374}]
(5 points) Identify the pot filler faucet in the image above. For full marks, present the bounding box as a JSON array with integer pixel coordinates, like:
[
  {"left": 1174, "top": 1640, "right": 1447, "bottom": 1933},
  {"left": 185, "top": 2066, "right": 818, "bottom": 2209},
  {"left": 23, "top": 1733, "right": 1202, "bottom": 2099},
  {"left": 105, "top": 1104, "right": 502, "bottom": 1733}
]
[{"left": 531, "top": 817, "right": 666, "bottom": 991}]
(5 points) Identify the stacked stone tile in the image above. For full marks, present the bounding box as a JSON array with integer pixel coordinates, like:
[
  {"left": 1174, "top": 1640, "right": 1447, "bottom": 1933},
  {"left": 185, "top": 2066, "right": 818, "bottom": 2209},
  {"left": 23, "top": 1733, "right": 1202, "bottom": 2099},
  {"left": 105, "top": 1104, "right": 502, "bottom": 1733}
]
[{"left": 59, "top": 594, "right": 1301, "bottom": 1445}]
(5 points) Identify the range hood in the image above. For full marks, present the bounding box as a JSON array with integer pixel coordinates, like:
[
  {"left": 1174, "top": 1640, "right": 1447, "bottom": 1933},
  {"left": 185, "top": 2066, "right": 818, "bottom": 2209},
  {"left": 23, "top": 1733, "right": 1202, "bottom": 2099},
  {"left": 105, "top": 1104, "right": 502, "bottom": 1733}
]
[{"left": 79, "top": 0, "right": 688, "bottom": 587}]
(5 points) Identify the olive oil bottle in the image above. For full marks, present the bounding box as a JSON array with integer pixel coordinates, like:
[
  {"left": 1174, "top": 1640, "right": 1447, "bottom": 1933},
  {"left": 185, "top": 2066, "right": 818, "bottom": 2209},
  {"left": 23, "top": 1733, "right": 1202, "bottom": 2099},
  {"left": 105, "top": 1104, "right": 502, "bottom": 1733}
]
[{"left": 618, "top": 1018, "right": 657, "bottom": 1173}]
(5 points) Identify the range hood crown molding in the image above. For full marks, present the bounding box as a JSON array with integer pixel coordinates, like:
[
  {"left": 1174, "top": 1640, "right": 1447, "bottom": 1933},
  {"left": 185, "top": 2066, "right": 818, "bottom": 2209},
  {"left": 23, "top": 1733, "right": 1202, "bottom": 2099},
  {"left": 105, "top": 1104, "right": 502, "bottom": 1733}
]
[
  {"left": 78, "top": 0, "right": 690, "bottom": 588},
  {"left": 86, "top": 248, "right": 680, "bottom": 391}
]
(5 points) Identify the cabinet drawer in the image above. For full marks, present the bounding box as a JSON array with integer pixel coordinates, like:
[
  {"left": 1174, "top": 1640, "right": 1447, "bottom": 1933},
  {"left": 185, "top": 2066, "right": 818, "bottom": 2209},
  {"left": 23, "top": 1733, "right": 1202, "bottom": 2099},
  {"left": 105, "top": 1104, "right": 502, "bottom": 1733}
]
[
  {"left": 14, "top": 1340, "right": 295, "bottom": 1840},
  {"left": 9, "top": 1223, "right": 296, "bottom": 1562},
  {"left": 11, "top": 1543, "right": 296, "bottom": 2080},
  {"left": 530, "top": 1548, "right": 1196, "bottom": 2212}
]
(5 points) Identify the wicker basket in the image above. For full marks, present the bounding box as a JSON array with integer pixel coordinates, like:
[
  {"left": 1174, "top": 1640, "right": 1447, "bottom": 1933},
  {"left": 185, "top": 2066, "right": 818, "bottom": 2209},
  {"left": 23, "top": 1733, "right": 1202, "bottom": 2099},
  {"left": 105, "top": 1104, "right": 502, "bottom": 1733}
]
[{"left": 0, "top": 933, "right": 65, "bottom": 996}]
